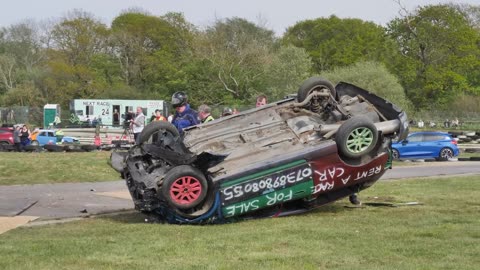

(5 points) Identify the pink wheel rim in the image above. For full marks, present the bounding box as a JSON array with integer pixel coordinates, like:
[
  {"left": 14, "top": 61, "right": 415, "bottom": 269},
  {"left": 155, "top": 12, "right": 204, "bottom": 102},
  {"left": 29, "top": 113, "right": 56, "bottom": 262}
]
[{"left": 169, "top": 176, "right": 203, "bottom": 205}]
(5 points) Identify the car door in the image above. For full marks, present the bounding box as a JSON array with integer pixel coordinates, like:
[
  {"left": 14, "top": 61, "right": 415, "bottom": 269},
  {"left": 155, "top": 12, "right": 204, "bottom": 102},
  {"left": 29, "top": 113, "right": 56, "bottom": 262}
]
[
  {"left": 37, "top": 131, "right": 57, "bottom": 145},
  {"left": 37, "top": 131, "right": 49, "bottom": 145},
  {"left": 420, "top": 133, "right": 442, "bottom": 158},
  {"left": 397, "top": 133, "right": 427, "bottom": 158}
]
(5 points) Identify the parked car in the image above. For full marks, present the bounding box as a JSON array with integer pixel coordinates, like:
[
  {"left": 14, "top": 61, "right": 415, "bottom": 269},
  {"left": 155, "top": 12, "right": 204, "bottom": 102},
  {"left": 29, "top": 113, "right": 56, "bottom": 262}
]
[
  {"left": 111, "top": 77, "right": 409, "bottom": 224},
  {"left": 0, "top": 127, "right": 14, "bottom": 145},
  {"left": 30, "top": 129, "right": 78, "bottom": 146},
  {"left": 391, "top": 131, "right": 459, "bottom": 161}
]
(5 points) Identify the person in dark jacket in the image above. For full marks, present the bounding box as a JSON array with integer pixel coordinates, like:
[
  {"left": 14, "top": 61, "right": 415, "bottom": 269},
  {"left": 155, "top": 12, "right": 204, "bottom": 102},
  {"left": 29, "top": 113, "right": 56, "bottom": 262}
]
[{"left": 171, "top": 91, "right": 199, "bottom": 134}]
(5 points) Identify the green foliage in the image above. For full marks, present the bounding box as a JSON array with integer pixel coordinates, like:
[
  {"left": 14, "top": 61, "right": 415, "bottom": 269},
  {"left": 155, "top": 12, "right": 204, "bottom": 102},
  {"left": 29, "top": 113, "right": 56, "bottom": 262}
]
[
  {"left": 387, "top": 4, "right": 480, "bottom": 108},
  {"left": 1, "top": 176, "right": 479, "bottom": 269},
  {"left": 319, "top": 61, "right": 412, "bottom": 113},
  {"left": 0, "top": 4, "right": 479, "bottom": 117},
  {"left": 263, "top": 45, "right": 313, "bottom": 100},
  {"left": 192, "top": 17, "right": 276, "bottom": 103},
  {"left": 283, "top": 15, "right": 398, "bottom": 72},
  {"left": 2, "top": 82, "right": 45, "bottom": 107},
  {"left": 0, "top": 152, "right": 117, "bottom": 185}
]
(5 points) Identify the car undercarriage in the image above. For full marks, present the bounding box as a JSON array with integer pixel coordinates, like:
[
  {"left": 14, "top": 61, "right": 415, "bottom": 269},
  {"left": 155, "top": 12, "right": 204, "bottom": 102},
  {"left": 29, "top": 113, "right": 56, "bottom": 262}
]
[{"left": 110, "top": 77, "right": 408, "bottom": 224}]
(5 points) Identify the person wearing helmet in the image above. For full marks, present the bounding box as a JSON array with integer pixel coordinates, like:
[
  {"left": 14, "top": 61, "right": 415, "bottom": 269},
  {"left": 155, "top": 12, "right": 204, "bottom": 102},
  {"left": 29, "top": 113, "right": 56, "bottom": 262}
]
[
  {"left": 171, "top": 91, "right": 199, "bottom": 134},
  {"left": 198, "top": 104, "right": 214, "bottom": 123},
  {"left": 222, "top": 107, "right": 233, "bottom": 117}
]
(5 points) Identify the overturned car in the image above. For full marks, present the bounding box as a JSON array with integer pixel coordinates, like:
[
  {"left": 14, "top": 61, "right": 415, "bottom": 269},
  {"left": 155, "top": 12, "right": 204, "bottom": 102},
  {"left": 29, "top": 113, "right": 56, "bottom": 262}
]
[{"left": 111, "top": 77, "right": 408, "bottom": 224}]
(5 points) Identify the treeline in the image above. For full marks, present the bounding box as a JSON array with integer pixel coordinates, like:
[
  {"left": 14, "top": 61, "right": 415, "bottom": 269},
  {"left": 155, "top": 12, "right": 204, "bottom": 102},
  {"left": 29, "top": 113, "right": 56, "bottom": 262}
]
[{"left": 0, "top": 3, "right": 479, "bottom": 117}]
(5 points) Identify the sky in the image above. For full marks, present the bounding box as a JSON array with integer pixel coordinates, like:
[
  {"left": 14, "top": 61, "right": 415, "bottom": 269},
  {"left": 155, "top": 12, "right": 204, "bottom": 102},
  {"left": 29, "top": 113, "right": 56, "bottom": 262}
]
[{"left": 0, "top": 0, "right": 478, "bottom": 35}]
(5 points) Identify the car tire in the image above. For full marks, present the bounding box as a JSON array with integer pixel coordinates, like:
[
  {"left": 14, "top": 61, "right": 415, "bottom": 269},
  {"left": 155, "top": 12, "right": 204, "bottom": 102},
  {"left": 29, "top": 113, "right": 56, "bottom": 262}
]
[
  {"left": 297, "top": 77, "right": 336, "bottom": 112},
  {"left": 24, "top": 145, "right": 41, "bottom": 152},
  {"left": 81, "top": 145, "right": 99, "bottom": 152},
  {"left": 44, "top": 144, "right": 64, "bottom": 152},
  {"left": 335, "top": 116, "right": 378, "bottom": 159},
  {"left": 139, "top": 121, "right": 179, "bottom": 145},
  {"left": 438, "top": 147, "right": 454, "bottom": 161},
  {"left": 161, "top": 165, "right": 208, "bottom": 210},
  {"left": 392, "top": 149, "right": 400, "bottom": 160}
]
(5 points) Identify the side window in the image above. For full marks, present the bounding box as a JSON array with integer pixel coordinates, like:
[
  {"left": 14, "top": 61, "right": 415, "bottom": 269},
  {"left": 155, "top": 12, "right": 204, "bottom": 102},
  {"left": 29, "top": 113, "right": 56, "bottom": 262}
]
[
  {"left": 40, "top": 132, "right": 47, "bottom": 136},
  {"left": 423, "top": 134, "right": 436, "bottom": 142},
  {"left": 408, "top": 134, "right": 423, "bottom": 142}
]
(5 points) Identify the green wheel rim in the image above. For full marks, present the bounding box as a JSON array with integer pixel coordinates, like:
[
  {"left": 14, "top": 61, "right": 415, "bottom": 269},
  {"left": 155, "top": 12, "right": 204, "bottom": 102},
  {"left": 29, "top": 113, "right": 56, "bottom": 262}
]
[{"left": 345, "top": 127, "right": 374, "bottom": 154}]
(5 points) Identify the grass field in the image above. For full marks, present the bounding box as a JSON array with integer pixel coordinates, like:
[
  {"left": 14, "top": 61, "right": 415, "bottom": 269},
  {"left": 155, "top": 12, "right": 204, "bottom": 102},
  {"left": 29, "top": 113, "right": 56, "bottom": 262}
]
[
  {"left": 0, "top": 151, "right": 119, "bottom": 185},
  {"left": 0, "top": 150, "right": 478, "bottom": 185},
  {"left": 0, "top": 176, "right": 478, "bottom": 270}
]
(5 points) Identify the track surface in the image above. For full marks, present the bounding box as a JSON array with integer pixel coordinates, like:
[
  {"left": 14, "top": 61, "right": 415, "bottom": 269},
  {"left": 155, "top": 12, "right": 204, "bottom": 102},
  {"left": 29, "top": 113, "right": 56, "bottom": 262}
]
[{"left": 0, "top": 161, "right": 479, "bottom": 220}]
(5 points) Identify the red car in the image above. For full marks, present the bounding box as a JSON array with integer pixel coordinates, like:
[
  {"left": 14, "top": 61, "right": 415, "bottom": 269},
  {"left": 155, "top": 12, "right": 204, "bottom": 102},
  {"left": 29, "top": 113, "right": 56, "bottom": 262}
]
[{"left": 0, "top": 127, "right": 14, "bottom": 145}]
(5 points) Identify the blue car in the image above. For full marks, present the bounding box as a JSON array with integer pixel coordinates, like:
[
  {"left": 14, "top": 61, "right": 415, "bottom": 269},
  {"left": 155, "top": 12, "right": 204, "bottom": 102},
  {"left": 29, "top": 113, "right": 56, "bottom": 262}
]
[
  {"left": 392, "top": 131, "right": 459, "bottom": 161},
  {"left": 30, "top": 129, "right": 78, "bottom": 146}
]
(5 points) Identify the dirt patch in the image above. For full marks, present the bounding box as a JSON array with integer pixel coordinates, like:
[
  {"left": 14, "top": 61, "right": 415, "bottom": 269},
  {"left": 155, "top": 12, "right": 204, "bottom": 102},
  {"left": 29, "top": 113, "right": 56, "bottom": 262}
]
[{"left": 0, "top": 216, "right": 38, "bottom": 234}]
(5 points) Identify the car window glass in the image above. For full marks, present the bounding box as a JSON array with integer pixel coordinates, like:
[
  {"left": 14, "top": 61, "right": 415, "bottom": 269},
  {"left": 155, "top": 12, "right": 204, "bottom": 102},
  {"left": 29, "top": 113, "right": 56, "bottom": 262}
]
[
  {"left": 423, "top": 134, "right": 436, "bottom": 142},
  {"left": 408, "top": 134, "right": 423, "bottom": 142},
  {"left": 40, "top": 132, "right": 47, "bottom": 136}
]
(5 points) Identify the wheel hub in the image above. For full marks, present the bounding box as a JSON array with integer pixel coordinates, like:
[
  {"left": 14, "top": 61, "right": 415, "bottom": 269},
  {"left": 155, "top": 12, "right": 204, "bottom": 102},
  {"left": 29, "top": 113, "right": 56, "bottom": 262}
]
[
  {"left": 170, "top": 176, "right": 202, "bottom": 205},
  {"left": 347, "top": 127, "right": 374, "bottom": 153}
]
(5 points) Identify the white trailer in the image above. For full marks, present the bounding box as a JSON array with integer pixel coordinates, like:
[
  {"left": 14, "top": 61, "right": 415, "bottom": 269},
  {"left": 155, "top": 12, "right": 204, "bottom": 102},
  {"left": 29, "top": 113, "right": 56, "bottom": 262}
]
[{"left": 69, "top": 99, "right": 169, "bottom": 127}]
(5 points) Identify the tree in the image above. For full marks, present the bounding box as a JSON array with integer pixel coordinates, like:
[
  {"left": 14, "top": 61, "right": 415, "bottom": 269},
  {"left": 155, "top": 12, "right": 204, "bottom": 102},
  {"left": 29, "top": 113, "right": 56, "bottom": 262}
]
[
  {"left": 46, "top": 10, "right": 110, "bottom": 105},
  {"left": 51, "top": 10, "right": 108, "bottom": 66},
  {"left": 319, "top": 61, "right": 412, "bottom": 114},
  {"left": 387, "top": 4, "right": 480, "bottom": 108},
  {"left": 192, "top": 17, "right": 276, "bottom": 104},
  {"left": 283, "top": 16, "right": 398, "bottom": 73},
  {"left": 0, "top": 54, "right": 17, "bottom": 91},
  {"left": 263, "top": 45, "right": 313, "bottom": 100},
  {"left": 110, "top": 12, "right": 193, "bottom": 97}
]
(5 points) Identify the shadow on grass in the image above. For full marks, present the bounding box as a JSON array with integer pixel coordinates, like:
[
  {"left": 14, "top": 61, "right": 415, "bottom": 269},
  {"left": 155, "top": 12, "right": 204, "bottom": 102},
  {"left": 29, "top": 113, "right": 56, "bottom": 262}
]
[
  {"left": 101, "top": 204, "right": 352, "bottom": 225},
  {"left": 101, "top": 211, "right": 149, "bottom": 224},
  {"left": 101, "top": 197, "right": 412, "bottom": 225}
]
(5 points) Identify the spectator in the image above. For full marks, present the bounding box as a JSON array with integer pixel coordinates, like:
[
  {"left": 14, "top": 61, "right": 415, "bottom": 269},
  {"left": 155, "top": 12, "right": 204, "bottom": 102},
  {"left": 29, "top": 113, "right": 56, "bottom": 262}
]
[
  {"left": 124, "top": 109, "right": 134, "bottom": 129},
  {"left": 256, "top": 94, "right": 267, "bottom": 107},
  {"left": 56, "top": 128, "right": 65, "bottom": 143},
  {"left": 13, "top": 126, "right": 21, "bottom": 152},
  {"left": 444, "top": 119, "right": 450, "bottom": 128},
  {"left": 54, "top": 114, "right": 61, "bottom": 128},
  {"left": 20, "top": 125, "right": 31, "bottom": 149},
  {"left": 417, "top": 119, "right": 424, "bottom": 128},
  {"left": 171, "top": 91, "right": 199, "bottom": 134},
  {"left": 113, "top": 109, "right": 120, "bottom": 126},
  {"left": 149, "top": 112, "right": 156, "bottom": 123},
  {"left": 167, "top": 113, "right": 174, "bottom": 123},
  {"left": 222, "top": 107, "right": 233, "bottom": 117},
  {"left": 153, "top": 109, "right": 167, "bottom": 121},
  {"left": 198, "top": 104, "right": 214, "bottom": 123},
  {"left": 131, "top": 107, "right": 145, "bottom": 143},
  {"left": 451, "top": 118, "right": 459, "bottom": 128}
]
